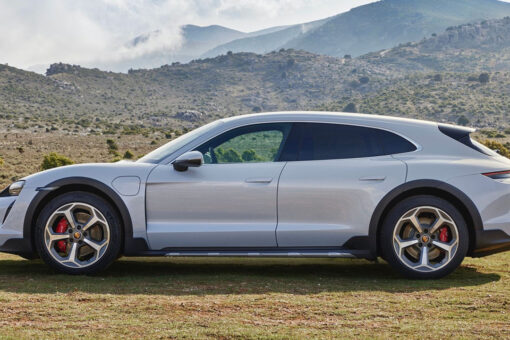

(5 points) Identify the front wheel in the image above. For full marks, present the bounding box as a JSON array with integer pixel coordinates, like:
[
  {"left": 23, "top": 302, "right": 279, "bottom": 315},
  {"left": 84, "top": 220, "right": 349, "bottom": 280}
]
[
  {"left": 34, "top": 191, "right": 122, "bottom": 274},
  {"left": 380, "top": 195, "right": 469, "bottom": 279}
]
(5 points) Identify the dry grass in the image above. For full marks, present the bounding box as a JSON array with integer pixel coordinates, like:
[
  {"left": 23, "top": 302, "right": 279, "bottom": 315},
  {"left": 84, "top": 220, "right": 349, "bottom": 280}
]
[
  {"left": 0, "top": 253, "right": 507, "bottom": 339},
  {"left": 0, "top": 131, "right": 161, "bottom": 187}
]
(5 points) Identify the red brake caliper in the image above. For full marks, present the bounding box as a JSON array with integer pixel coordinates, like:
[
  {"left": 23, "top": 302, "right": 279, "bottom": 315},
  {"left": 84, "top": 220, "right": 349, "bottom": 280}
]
[
  {"left": 439, "top": 227, "right": 449, "bottom": 243},
  {"left": 55, "top": 218, "right": 69, "bottom": 252}
]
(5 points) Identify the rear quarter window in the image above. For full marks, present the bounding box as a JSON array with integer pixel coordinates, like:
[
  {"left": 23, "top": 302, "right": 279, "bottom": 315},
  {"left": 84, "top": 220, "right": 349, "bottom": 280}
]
[{"left": 280, "top": 123, "right": 417, "bottom": 161}]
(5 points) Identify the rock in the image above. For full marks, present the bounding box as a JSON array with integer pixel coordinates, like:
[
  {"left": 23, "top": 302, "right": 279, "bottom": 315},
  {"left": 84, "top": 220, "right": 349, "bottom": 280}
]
[{"left": 175, "top": 110, "right": 204, "bottom": 122}]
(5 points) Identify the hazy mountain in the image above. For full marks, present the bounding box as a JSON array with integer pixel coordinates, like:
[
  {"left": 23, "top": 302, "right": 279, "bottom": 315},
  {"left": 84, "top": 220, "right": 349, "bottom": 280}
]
[
  {"left": 285, "top": 0, "right": 510, "bottom": 58},
  {"left": 3, "top": 17, "right": 510, "bottom": 136},
  {"left": 202, "top": 18, "right": 329, "bottom": 58},
  {"left": 203, "top": 0, "right": 510, "bottom": 60}
]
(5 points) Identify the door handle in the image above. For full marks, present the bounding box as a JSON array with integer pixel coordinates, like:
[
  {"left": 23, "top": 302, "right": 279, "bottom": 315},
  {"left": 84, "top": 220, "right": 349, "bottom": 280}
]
[
  {"left": 245, "top": 177, "right": 273, "bottom": 184},
  {"left": 359, "top": 176, "right": 386, "bottom": 182}
]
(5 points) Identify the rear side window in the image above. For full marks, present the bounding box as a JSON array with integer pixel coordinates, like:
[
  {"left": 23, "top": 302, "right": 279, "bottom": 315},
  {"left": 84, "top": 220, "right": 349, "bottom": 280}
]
[{"left": 280, "top": 123, "right": 416, "bottom": 161}]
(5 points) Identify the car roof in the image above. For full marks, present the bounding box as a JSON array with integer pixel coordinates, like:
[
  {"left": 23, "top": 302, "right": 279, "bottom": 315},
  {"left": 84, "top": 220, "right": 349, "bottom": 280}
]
[{"left": 220, "top": 111, "right": 442, "bottom": 129}]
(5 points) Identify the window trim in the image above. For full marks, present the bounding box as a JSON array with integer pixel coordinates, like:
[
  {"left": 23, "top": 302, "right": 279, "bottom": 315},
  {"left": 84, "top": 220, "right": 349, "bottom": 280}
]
[{"left": 159, "top": 119, "right": 421, "bottom": 165}]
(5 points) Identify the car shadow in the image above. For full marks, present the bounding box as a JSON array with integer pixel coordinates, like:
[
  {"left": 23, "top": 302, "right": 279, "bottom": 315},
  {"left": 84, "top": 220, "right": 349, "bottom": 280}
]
[{"left": 0, "top": 257, "right": 500, "bottom": 295}]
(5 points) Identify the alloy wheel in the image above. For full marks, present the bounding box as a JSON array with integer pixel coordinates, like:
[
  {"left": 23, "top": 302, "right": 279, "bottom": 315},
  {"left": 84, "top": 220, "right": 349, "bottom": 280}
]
[
  {"left": 393, "top": 206, "right": 459, "bottom": 272},
  {"left": 44, "top": 202, "right": 110, "bottom": 268}
]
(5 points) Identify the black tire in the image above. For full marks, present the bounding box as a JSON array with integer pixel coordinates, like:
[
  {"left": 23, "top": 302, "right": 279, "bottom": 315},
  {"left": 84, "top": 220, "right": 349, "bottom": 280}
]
[
  {"left": 34, "top": 191, "right": 122, "bottom": 274},
  {"left": 380, "top": 195, "right": 469, "bottom": 279}
]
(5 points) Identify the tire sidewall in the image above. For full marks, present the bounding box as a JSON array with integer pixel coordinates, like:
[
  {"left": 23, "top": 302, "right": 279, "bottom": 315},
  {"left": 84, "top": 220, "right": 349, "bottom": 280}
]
[
  {"left": 380, "top": 195, "right": 469, "bottom": 279},
  {"left": 34, "top": 191, "right": 122, "bottom": 275}
]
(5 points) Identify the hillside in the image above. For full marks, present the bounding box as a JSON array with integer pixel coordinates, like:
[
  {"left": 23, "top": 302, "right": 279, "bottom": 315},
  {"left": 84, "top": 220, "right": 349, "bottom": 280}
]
[
  {"left": 203, "top": 0, "right": 510, "bottom": 60},
  {"left": 286, "top": 0, "right": 510, "bottom": 58},
  {"left": 2, "top": 17, "right": 510, "bottom": 139},
  {"left": 362, "top": 16, "right": 510, "bottom": 72}
]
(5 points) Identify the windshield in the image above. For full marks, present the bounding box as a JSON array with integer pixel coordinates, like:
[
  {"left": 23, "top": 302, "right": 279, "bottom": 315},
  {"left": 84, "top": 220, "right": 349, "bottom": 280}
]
[{"left": 137, "top": 120, "right": 222, "bottom": 163}]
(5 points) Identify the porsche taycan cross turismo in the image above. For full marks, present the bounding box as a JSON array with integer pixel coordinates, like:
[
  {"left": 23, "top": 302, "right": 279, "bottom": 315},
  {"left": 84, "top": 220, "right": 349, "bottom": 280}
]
[{"left": 1, "top": 112, "right": 510, "bottom": 279}]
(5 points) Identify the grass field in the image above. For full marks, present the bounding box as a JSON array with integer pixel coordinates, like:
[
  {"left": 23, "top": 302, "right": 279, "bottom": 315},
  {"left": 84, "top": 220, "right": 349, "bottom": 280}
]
[{"left": 0, "top": 252, "right": 507, "bottom": 339}]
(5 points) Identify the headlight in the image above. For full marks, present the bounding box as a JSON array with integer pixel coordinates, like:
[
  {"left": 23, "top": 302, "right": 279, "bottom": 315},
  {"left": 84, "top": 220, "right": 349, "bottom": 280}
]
[{"left": 8, "top": 181, "right": 25, "bottom": 196}]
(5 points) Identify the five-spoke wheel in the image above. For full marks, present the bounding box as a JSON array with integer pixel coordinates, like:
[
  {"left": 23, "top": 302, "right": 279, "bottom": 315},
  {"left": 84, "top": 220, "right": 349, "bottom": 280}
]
[
  {"left": 381, "top": 195, "right": 469, "bottom": 279},
  {"left": 35, "top": 192, "right": 121, "bottom": 274},
  {"left": 44, "top": 202, "right": 110, "bottom": 268}
]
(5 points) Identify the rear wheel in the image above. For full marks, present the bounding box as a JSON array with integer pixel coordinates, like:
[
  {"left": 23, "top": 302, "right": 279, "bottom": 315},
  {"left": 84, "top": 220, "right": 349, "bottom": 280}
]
[
  {"left": 380, "top": 195, "right": 469, "bottom": 279},
  {"left": 34, "top": 191, "right": 121, "bottom": 274}
]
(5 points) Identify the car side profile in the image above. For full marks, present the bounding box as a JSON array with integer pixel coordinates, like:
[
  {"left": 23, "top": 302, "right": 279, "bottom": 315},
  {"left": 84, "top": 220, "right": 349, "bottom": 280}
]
[{"left": 1, "top": 112, "right": 509, "bottom": 279}]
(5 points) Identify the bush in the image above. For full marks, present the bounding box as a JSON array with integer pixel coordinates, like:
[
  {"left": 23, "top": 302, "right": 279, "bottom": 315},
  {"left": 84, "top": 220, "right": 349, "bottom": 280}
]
[
  {"left": 106, "top": 138, "right": 118, "bottom": 153},
  {"left": 343, "top": 103, "right": 357, "bottom": 113},
  {"left": 123, "top": 150, "right": 134, "bottom": 159},
  {"left": 457, "top": 115, "right": 470, "bottom": 126},
  {"left": 482, "top": 140, "right": 510, "bottom": 158},
  {"left": 41, "top": 152, "right": 74, "bottom": 170},
  {"left": 359, "top": 76, "right": 370, "bottom": 84},
  {"left": 479, "top": 73, "right": 490, "bottom": 84}
]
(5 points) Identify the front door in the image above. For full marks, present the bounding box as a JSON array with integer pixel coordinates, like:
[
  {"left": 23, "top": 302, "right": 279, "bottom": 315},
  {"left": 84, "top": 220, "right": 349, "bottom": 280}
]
[{"left": 145, "top": 123, "right": 291, "bottom": 250}]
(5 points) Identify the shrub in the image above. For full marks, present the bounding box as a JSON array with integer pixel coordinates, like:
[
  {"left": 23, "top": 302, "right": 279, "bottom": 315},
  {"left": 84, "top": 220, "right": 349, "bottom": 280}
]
[
  {"left": 359, "top": 76, "right": 370, "bottom": 84},
  {"left": 123, "top": 150, "right": 134, "bottom": 159},
  {"left": 241, "top": 149, "right": 263, "bottom": 162},
  {"left": 106, "top": 138, "right": 118, "bottom": 153},
  {"left": 216, "top": 148, "right": 241, "bottom": 163},
  {"left": 482, "top": 140, "right": 510, "bottom": 158},
  {"left": 479, "top": 73, "right": 490, "bottom": 84},
  {"left": 457, "top": 115, "right": 470, "bottom": 126},
  {"left": 0, "top": 156, "right": 4, "bottom": 166},
  {"left": 41, "top": 152, "right": 74, "bottom": 170},
  {"left": 343, "top": 103, "right": 357, "bottom": 113}
]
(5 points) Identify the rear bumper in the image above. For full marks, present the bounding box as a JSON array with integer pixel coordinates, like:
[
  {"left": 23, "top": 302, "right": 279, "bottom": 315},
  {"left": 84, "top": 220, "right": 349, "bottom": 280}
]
[{"left": 473, "top": 229, "right": 510, "bottom": 257}]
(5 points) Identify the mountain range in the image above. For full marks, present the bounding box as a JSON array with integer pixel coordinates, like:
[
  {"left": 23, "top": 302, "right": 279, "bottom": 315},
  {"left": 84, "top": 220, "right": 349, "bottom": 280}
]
[
  {"left": 3, "top": 16, "right": 510, "bottom": 136},
  {"left": 104, "top": 0, "right": 510, "bottom": 72}
]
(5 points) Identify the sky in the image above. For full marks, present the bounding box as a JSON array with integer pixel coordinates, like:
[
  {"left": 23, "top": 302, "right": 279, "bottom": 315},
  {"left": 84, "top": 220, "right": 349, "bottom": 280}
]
[{"left": 0, "top": 0, "right": 379, "bottom": 70}]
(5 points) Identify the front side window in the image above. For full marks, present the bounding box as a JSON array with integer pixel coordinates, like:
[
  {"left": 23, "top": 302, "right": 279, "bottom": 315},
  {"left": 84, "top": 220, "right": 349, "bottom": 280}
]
[
  {"left": 280, "top": 123, "right": 416, "bottom": 161},
  {"left": 195, "top": 123, "right": 291, "bottom": 164}
]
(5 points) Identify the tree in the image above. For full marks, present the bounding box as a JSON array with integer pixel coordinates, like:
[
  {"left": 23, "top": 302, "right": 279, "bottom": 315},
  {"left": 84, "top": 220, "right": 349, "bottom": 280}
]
[
  {"left": 242, "top": 149, "right": 263, "bottom": 162},
  {"left": 457, "top": 115, "right": 470, "bottom": 126},
  {"left": 41, "top": 152, "right": 74, "bottom": 170},
  {"left": 479, "top": 73, "right": 490, "bottom": 84},
  {"left": 215, "top": 148, "right": 242, "bottom": 163},
  {"left": 433, "top": 74, "right": 443, "bottom": 82},
  {"left": 343, "top": 103, "right": 357, "bottom": 113}
]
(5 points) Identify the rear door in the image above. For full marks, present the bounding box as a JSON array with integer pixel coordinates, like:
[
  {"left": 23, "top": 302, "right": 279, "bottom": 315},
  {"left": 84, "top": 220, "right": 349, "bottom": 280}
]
[{"left": 276, "top": 122, "right": 412, "bottom": 247}]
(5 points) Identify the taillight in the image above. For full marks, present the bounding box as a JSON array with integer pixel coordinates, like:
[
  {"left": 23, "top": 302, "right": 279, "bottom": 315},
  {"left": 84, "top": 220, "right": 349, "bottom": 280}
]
[{"left": 483, "top": 170, "right": 510, "bottom": 180}]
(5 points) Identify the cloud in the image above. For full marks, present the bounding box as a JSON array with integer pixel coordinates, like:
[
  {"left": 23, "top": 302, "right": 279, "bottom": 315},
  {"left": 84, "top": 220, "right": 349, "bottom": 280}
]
[{"left": 0, "top": 0, "right": 378, "bottom": 71}]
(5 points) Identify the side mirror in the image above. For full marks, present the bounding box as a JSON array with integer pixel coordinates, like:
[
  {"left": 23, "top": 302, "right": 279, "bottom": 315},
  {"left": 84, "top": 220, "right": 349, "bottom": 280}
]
[{"left": 173, "top": 151, "right": 204, "bottom": 172}]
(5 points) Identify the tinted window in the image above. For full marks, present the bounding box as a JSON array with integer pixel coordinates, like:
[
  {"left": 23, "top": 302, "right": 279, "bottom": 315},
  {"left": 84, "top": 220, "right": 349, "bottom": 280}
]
[
  {"left": 196, "top": 123, "right": 291, "bottom": 164},
  {"left": 280, "top": 123, "right": 416, "bottom": 161}
]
